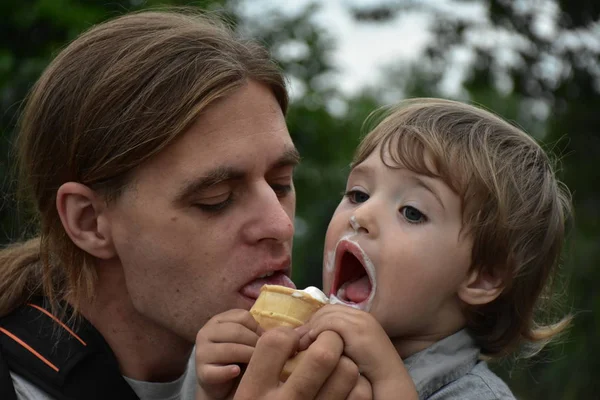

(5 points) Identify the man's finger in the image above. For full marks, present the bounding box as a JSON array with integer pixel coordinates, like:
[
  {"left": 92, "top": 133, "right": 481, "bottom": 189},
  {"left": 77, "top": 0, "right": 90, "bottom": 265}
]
[
  {"left": 297, "top": 328, "right": 313, "bottom": 351},
  {"left": 314, "top": 355, "right": 359, "bottom": 400},
  {"left": 237, "top": 327, "right": 299, "bottom": 396},
  {"left": 281, "top": 330, "right": 344, "bottom": 399},
  {"left": 347, "top": 375, "right": 373, "bottom": 400}
]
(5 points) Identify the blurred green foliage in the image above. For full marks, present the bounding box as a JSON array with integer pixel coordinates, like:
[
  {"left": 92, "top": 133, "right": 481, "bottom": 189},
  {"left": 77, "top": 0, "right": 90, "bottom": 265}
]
[{"left": 1, "top": 0, "right": 598, "bottom": 398}]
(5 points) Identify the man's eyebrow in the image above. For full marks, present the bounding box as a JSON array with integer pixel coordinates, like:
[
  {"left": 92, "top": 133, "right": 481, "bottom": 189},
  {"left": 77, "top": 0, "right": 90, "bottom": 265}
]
[
  {"left": 270, "top": 146, "right": 301, "bottom": 169},
  {"left": 174, "top": 147, "right": 300, "bottom": 204},
  {"left": 411, "top": 176, "right": 445, "bottom": 211},
  {"left": 175, "top": 166, "right": 245, "bottom": 204}
]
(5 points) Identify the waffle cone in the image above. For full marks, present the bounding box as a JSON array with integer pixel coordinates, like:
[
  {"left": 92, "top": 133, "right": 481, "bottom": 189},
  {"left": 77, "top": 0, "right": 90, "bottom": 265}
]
[
  {"left": 250, "top": 285, "right": 325, "bottom": 330},
  {"left": 250, "top": 285, "right": 326, "bottom": 382}
]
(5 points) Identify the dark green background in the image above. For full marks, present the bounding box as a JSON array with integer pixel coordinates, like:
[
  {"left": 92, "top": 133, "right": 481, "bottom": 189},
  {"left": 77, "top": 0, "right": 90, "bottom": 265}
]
[{"left": 1, "top": 1, "right": 598, "bottom": 397}]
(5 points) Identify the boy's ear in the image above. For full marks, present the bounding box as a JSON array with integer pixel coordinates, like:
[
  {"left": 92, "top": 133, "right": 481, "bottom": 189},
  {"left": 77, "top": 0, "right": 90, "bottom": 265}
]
[
  {"left": 56, "top": 182, "right": 116, "bottom": 260},
  {"left": 458, "top": 267, "right": 504, "bottom": 306}
]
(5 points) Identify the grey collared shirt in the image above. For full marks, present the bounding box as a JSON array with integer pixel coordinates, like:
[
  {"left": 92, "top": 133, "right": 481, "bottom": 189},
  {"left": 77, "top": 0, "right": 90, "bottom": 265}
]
[{"left": 404, "top": 329, "right": 516, "bottom": 400}]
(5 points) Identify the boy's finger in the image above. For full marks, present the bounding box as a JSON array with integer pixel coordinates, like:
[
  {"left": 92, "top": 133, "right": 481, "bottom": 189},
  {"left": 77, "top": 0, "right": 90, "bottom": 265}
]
[
  {"left": 200, "top": 343, "right": 255, "bottom": 365},
  {"left": 308, "top": 313, "right": 355, "bottom": 341},
  {"left": 205, "top": 322, "right": 261, "bottom": 346},
  {"left": 309, "top": 304, "right": 362, "bottom": 319},
  {"left": 211, "top": 309, "right": 262, "bottom": 333},
  {"left": 306, "top": 304, "right": 360, "bottom": 329},
  {"left": 281, "top": 330, "right": 344, "bottom": 399},
  {"left": 198, "top": 364, "right": 241, "bottom": 385}
]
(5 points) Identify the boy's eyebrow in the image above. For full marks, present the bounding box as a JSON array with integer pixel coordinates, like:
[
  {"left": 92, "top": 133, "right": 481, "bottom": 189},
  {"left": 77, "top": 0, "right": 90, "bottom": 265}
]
[
  {"left": 348, "top": 164, "right": 371, "bottom": 178},
  {"left": 411, "top": 176, "right": 445, "bottom": 211}
]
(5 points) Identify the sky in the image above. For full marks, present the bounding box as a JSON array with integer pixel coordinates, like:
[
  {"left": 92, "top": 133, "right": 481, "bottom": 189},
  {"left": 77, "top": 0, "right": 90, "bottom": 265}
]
[
  {"left": 238, "top": 0, "right": 434, "bottom": 97},
  {"left": 236, "top": 0, "right": 497, "bottom": 100},
  {"left": 236, "top": 0, "right": 597, "bottom": 122}
]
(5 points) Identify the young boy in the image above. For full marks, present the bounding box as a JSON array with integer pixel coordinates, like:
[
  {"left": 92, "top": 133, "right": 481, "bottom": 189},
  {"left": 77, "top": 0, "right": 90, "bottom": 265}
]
[{"left": 195, "top": 98, "right": 572, "bottom": 399}]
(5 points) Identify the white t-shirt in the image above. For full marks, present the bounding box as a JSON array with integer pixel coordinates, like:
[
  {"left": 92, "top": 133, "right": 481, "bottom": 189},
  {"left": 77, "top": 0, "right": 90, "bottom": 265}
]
[{"left": 10, "top": 351, "right": 197, "bottom": 400}]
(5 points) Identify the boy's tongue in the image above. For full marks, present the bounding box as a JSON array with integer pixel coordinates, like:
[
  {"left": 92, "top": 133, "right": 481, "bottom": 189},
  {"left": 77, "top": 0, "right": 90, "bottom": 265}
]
[{"left": 344, "top": 275, "right": 371, "bottom": 303}]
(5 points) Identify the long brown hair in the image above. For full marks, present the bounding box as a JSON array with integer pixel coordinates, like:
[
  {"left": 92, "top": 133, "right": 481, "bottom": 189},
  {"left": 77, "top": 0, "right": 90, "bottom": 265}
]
[
  {"left": 354, "top": 98, "right": 572, "bottom": 357},
  {"left": 0, "top": 9, "right": 288, "bottom": 318}
]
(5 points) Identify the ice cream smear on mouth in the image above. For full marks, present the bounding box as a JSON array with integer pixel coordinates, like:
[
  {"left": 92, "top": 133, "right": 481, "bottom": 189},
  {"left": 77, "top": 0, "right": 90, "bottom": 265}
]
[{"left": 329, "top": 238, "right": 376, "bottom": 311}]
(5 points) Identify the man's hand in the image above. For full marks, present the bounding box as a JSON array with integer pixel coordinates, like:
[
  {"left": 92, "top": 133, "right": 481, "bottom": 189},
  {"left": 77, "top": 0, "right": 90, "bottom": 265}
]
[{"left": 234, "top": 327, "right": 372, "bottom": 400}]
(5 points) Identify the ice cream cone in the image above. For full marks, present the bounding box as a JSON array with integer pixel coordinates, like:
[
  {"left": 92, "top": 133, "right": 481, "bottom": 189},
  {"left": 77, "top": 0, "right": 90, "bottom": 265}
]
[
  {"left": 250, "top": 285, "right": 325, "bottom": 329},
  {"left": 250, "top": 284, "right": 327, "bottom": 381}
]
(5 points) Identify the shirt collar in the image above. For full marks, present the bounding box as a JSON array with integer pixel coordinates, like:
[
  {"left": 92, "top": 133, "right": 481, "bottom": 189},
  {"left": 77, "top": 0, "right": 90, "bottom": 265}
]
[{"left": 404, "top": 329, "right": 480, "bottom": 399}]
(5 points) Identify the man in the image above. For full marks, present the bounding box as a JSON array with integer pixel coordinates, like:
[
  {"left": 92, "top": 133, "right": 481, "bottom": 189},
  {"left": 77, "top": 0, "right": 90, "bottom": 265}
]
[{"left": 0, "top": 10, "right": 368, "bottom": 400}]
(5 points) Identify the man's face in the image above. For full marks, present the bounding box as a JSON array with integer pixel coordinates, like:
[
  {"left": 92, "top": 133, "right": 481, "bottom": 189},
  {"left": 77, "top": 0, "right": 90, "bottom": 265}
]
[
  {"left": 323, "top": 147, "right": 472, "bottom": 352},
  {"left": 105, "top": 81, "right": 298, "bottom": 342}
]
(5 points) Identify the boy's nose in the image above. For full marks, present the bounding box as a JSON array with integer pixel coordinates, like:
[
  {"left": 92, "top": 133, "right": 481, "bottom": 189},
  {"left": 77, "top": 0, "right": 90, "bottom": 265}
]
[{"left": 350, "top": 206, "right": 377, "bottom": 237}]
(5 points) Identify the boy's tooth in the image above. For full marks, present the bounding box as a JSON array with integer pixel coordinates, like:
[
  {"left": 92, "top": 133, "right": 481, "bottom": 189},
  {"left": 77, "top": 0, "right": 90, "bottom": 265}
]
[{"left": 337, "top": 283, "right": 348, "bottom": 300}]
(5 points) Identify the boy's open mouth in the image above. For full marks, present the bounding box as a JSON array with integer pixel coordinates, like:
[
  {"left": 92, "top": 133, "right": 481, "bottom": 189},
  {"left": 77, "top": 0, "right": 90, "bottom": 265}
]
[{"left": 329, "top": 239, "right": 375, "bottom": 311}]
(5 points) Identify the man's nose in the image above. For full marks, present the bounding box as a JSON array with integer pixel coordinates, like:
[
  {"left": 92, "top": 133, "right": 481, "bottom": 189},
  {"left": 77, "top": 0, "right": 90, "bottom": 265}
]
[{"left": 242, "top": 183, "right": 295, "bottom": 243}]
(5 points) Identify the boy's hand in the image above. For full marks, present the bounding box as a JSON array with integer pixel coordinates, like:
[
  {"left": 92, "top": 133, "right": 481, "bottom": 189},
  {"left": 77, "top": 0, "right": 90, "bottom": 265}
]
[
  {"left": 195, "top": 309, "right": 263, "bottom": 400},
  {"left": 303, "top": 304, "right": 418, "bottom": 400}
]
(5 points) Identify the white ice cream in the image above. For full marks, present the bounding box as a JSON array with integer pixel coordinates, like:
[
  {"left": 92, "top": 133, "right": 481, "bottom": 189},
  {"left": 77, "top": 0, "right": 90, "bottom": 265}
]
[{"left": 291, "top": 286, "right": 329, "bottom": 303}]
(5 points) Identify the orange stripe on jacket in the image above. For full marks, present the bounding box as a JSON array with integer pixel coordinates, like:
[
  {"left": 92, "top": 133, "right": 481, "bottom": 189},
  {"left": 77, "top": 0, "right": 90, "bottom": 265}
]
[
  {"left": 27, "top": 303, "right": 87, "bottom": 346},
  {"left": 0, "top": 327, "right": 59, "bottom": 372}
]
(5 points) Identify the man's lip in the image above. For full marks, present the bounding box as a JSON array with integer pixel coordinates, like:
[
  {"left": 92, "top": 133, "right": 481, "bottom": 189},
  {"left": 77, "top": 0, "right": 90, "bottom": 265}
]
[
  {"left": 252, "top": 256, "right": 292, "bottom": 280},
  {"left": 238, "top": 257, "right": 294, "bottom": 299}
]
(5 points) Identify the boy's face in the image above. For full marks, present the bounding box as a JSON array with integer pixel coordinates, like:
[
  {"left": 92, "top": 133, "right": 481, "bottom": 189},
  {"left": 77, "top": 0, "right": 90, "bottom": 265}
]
[{"left": 323, "top": 146, "right": 473, "bottom": 352}]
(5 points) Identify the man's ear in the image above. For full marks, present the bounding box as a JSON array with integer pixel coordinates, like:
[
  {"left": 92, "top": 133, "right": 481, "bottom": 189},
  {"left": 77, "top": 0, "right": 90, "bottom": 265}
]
[
  {"left": 458, "top": 267, "right": 504, "bottom": 306},
  {"left": 56, "top": 182, "right": 116, "bottom": 260}
]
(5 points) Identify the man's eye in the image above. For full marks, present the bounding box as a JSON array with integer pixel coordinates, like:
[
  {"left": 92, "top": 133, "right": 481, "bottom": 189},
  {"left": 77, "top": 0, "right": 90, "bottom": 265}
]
[
  {"left": 345, "top": 190, "right": 369, "bottom": 204},
  {"left": 271, "top": 184, "right": 293, "bottom": 197},
  {"left": 195, "top": 195, "right": 232, "bottom": 213},
  {"left": 400, "top": 206, "right": 427, "bottom": 224}
]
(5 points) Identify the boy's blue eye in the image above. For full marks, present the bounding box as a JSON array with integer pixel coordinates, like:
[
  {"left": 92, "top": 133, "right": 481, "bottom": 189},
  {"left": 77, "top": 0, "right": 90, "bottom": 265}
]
[
  {"left": 401, "top": 206, "right": 426, "bottom": 223},
  {"left": 345, "top": 190, "right": 369, "bottom": 204}
]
